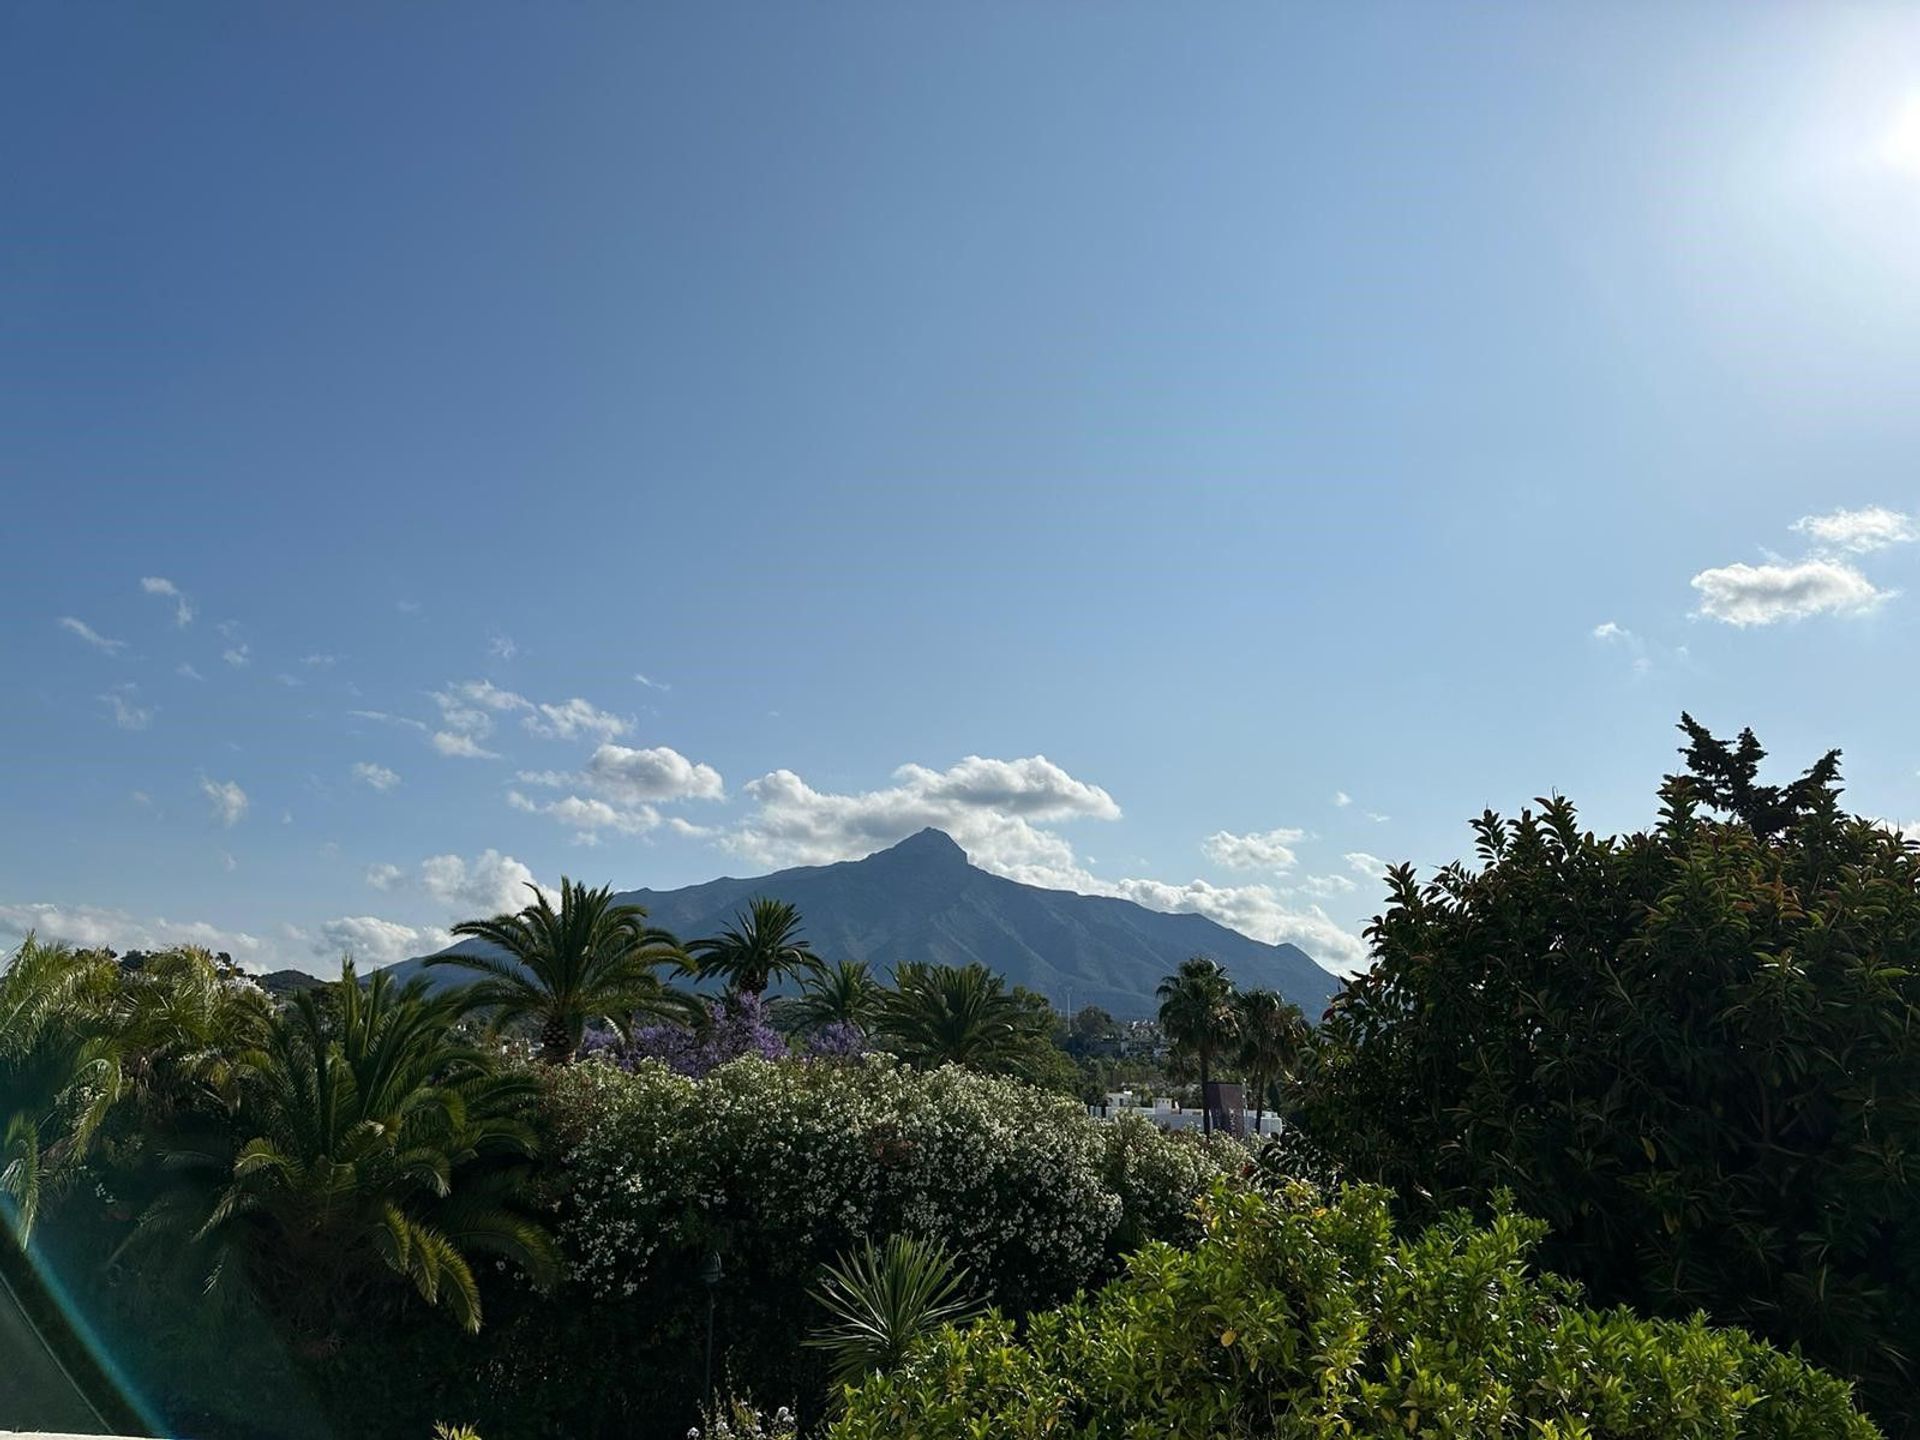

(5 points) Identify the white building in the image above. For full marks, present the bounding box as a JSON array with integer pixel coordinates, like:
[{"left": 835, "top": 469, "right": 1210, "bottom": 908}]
[{"left": 1086, "top": 1089, "right": 1283, "bottom": 1137}]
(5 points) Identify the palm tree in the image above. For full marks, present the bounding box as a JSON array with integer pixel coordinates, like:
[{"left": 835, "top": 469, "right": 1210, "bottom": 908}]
[
  {"left": 430, "top": 879, "right": 689, "bottom": 1063},
  {"left": 1234, "top": 989, "right": 1307, "bottom": 1134},
  {"left": 1155, "top": 956, "right": 1240, "bottom": 1137},
  {"left": 685, "top": 897, "right": 822, "bottom": 998},
  {"left": 789, "top": 958, "right": 880, "bottom": 1032},
  {"left": 140, "top": 965, "right": 556, "bottom": 1336},
  {"left": 116, "top": 946, "right": 270, "bottom": 1124},
  {"left": 875, "top": 962, "right": 1047, "bottom": 1075},
  {"left": 1, "top": 936, "right": 124, "bottom": 1238}
]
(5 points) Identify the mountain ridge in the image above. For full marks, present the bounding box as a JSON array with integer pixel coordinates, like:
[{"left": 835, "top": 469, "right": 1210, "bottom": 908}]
[{"left": 377, "top": 827, "right": 1343, "bottom": 1018}]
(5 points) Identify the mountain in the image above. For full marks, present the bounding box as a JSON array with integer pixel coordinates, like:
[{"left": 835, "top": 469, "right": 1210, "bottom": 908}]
[{"left": 378, "top": 828, "right": 1343, "bottom": 1018}]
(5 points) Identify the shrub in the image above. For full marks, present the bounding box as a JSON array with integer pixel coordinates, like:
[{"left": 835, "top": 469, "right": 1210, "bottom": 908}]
[
  {"left": 1292, "top": 718, "right": 1920, "bottom": 1432},
  {"left": 537, "top": 1054, "right": 1241, "bottom": 1429},
  {"left": 833, "top": 1180, "right": 1881, "bottom": 1439}
]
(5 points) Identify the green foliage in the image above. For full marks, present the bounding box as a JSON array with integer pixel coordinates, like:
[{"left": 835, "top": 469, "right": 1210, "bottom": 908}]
[
  {"left": 806, "top": 1232, "right": 983, "bottom": 1390},
  {"left": 1, "top": 936, "right": 125, "bottom": 1236},
  {"left": 785, "top": 957, "right": 881, "bottom": 1031},
  {"left": 685, "top": 896, "right": 823, "bottom": 997},
  {"left": 1293, "top": 717, "right": 1920, "bottom": 1432},
  {"left": 540, "top": 1054, "right": 1239, "bottom": 1429},
  {"left": 833, "top": 1180, "right": 1880, "bottom": 1439},
  {"left": 1234, "top": 987, "right": 1306, "bottom": 1121},
  {"left": 133, "top": 964, "right": 556, "bottom": 1335},
  {"left": 874, "top": 960, "right": 1053, "bottom": 1078},
  {"left": 1156, "top": 955, "right": 1238, "bottom": 1132},
  {"left": 435, "top": 877, "right": 691, "bottom": 1062}
]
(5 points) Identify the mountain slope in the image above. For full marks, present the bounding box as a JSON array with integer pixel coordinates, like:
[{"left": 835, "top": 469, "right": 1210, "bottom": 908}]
[{"left": 384, "top": 828, "right": 1343, "bottom": 1018}]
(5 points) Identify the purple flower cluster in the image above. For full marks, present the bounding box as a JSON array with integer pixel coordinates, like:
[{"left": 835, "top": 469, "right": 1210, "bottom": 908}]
[
  {"left": 803, "top": 1020, "right": 868, "bottom": 1061},
  {"left": 619, "top": 992, "right": 789, "bottom": 1079}
]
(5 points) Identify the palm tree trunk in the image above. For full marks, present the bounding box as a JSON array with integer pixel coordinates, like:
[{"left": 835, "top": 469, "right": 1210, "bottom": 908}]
[
  {"left": 538, "top": 1013, "right": 575, "bottom": 1065},
  {"left": 1200, "top": 1048, "right": 1211, "bottom": 1138}
]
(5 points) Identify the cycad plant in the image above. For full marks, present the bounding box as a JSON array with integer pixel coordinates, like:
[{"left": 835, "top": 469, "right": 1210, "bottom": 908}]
[
  {"left": 116, "top": 946, "right": 270, "bottom": 1124},
  {"left": 431, "top": 878, "right": 690, "bottom": 1062},
  {"left": 685, "top": 897, "right": 823, "bottom": 997},
  {"left": 141, "top": 965, "right": 556, "bottom": 1335},
  {"left": 807, "top": 1232, "right": 983, "bottom": 1390},
  {"left": 874, "top": 961, "right": 1047, "bottom": 1075},
  {"left": 1, "top": 936, "right": 124, "bottom": 1238},
  {"left": 788, "top": 958, "right": 880, "bottom": 1032}
]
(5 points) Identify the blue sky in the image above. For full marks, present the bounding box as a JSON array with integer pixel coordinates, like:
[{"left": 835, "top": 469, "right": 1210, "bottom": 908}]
[{"left": 8, "top": 3, "right": 1920, "bottom": 978}]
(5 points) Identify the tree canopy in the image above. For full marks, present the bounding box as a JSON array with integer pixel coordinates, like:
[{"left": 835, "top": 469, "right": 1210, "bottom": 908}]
[{"left": 1294, "top": 716, "right": 1920, "bottom": 1433}]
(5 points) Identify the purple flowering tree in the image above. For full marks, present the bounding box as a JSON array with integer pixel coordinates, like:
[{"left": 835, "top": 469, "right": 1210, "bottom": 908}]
[
  {"left": 619, "top": 991, "right": 788, "bottom": 1079},
  {"left": 804, "top": 1020, "right": 868, "bottom": 1062}
]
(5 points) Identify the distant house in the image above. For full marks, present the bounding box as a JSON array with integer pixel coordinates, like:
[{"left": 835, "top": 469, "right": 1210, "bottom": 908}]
[{"left": 1086, "top": 1089, "right": 1281, "bottom": 1137}]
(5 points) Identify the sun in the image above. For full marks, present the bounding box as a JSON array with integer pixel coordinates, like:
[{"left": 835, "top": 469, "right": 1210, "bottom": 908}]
[{"left": 1880, "top": 93, "right": 1920, "bottom": 178}]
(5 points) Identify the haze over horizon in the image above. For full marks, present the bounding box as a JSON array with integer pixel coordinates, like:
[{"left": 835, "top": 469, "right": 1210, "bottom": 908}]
[{"left": 9, "top": 5, "right": 1920, "bottom": 977}]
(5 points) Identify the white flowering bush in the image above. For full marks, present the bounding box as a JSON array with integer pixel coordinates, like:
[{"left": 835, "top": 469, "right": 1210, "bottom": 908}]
[{"left": 548, "top": 1055, "right": 1227, "bottom": 1318}]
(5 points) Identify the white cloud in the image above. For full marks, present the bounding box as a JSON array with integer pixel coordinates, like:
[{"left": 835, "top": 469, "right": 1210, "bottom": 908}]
[
  {"left": 0, "top": 903, "right": 267, "bottom": 965},
  {"left": 1202, "top": 827, "right": 1305, "bottom": 873},
  {"left": 523, "top": 698, "right": 630, "bottom": 743},
  {"left": 350, "top": 709, "right": 428, "bottom": 733},
  {"left": 634, "top": 672, "right": 670, "bottom": 691},
  {"left": 301, "top": 653, "right": 338, "bottom": 668},
  {"left": 1290, "top": 873, "right": 1357, "bottom": 898},
  {"left": 177, "top": 662, "right": 204, "bottom": 681},
  {"left": 200, "top": 776, "right": 249, "bottom": 827},
  {"left": 222, "top": 644, "right": 251, "bottom": 668},
  {"left": 1367, "top": 812, "right": 1391, "bottom": 824},
  {"left": 352, "top": 761, "right": 401, "bottom": 792},
  {"left": 433, "top": 731, "right": 500, "bottom": 759},
  {"left": 425, "top": 681, "right": 527, "bottom": 757},
  {"left": 101, "top": 687, "right": 152, "bottom": 731},
  {"left": 440, "top": 680, "right": 530, "bottom": 715},
  {"left": 1344, "top": 851, "right": 1388, "bottom": 878},
  {"left": 1332, "top": 791, "right": 1352, "bottom": 808},
  {"left": 522, "top": 743, "right": 725, "bottom": 804},
  {"left": 488, "top": 633, "right": 519, "bottom": 661},
  {"left": 1108, "top": 877, "right": 1369, "bottom": 974},
  {"left": 418, "top": 849, "right": 550, "bottom": 915},
  {"left": 727, "top": 755, "right": 1119, "bottom": 883},
  {"left": 1791, "top": 505, "right": 1916, "bottom": 555},
  {"left": 1592, "top": 620, "right": 1628, "bottom": 641},
  {"left": 512, "top": 742, "right": 724, "bottom": 839},
  {"left": 508, "top": 789, "right": 660, "bottom": 838},
  {"left": 365, "top": 863, "right": 404, "bottom": 890},
  {"left": 1690, "top": 559, "right": 1890, "bottom": 626},
  {"left": 313, "top": 915, "right": 453, "bottom": 970},
  {"left": 139, "top": 576, "right": 194, "bottom": 626},
  {"left": 58, "top": 617, "right": 124, "bottom": 654},
  {"left": 721, "top": 753, "right": 1365, "bottom": 973}
]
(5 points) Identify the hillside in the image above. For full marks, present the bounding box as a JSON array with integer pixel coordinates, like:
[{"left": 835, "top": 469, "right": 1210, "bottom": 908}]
[{"left": 380, "top": 828, "right": 1342, "bottom": 1017}]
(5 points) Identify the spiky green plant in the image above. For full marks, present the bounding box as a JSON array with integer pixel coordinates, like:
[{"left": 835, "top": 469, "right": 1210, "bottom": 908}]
[
  {"left": 807, "top": 1232, "right": 983, "bottom": 1390},
  {"left": 1, "top": 936, "right": 124, "bottom": 1238},
  {"left": 432, "top": 878, "right": 691, "bottom": 1062},
  {"left": 139, "top": 964, "right": 556, "bottom": 1335},
  {"left": 874, "top": 961, "right": 1048, "bottom": 1076},
  {"left": 686, "top": 897, "right": 823, "bottom": 997},
  {"left": 788, "top": 958, "right": 880, "bottom": 1032}
]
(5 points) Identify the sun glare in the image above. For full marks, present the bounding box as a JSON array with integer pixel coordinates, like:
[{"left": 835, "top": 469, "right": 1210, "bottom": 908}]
[{"left": 1880, "top": 92, "right": 1920, "bottom": 178}]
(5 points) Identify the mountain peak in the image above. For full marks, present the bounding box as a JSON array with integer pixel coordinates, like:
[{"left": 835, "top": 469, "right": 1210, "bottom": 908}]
[{"left": 876, "top": 827, "right": 970, "bottom": 864}]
